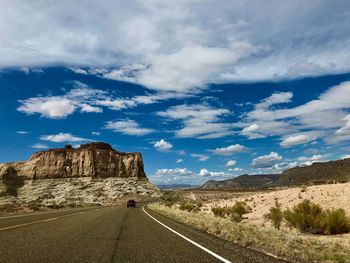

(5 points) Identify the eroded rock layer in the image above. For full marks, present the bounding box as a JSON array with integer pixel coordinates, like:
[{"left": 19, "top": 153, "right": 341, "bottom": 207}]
[{"left": 0, "top": 142, "right": 147, "bottom": 180}]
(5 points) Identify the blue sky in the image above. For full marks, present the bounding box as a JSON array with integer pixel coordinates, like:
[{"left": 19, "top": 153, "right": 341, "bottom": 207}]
[{"left": 1, "top": 1, "right": 350, "bottom": 185}]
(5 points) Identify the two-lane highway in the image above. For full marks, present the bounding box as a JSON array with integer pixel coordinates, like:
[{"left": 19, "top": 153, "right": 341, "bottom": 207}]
[{"left": 0, "top": 206, "right": 285, "bottom": 263}]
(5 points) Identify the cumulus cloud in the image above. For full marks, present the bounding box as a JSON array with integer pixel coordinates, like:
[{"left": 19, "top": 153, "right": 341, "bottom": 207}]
[
  {"left": 191, "top": 154, "right": 209, "bottom": 162},
  {"left": 105, "top": 119, "right": 154, "bottom": 136},
  {"left": 156, "top": 168, "right": 193, "bottom": 177},
  {"left": 240, "top": 82, "right": 350, "bottom": 145},
  {"left": 251, "top": 152, "right": 282, "bottom": 168},
  {"left": 31, "top": 143, "right": 48, "bottom": 149},
  {"left": 40, "top": 133, "right": 89, "bottom": 143},
  {"left": 154, "top": 139, "right": 173, "bottom": 152},
  {"left": 211, "top": 144, "right": 246, "bottom": 155},
  {"left": 158, "top": 104, "right": 232, "bottom": 139},
  {"left": 280, "top": 134, "right": 312, "bottom": 147},
  {"left": 1, "top": 1, "right": 350, "bottom": 93},
  {"left": 18, "top": 97, "right": 76, "bottom": 119},
  {"left": 18, "top": 81, "right": 187, "bottom": 119},
  {"left": 297, "top": 154, "right": 325, "bottom": 166},
  {"left": 226, "top": 160, "right": 237, "bottom": 167},
  {"left": 91, "top": 131, "right": 100, "bottom": 136},
  {"left": 199, "top": 168, "right": 231, "bottom": 177}
]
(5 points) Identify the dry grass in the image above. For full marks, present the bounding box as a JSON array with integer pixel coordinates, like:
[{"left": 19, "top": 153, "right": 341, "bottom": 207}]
[{"left": 149, "top": 203, "right": 350, "bottom": 262}]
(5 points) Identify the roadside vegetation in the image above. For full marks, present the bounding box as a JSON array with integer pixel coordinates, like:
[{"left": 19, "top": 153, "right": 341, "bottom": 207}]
[{"left": 152, "top": 193, "right": 350, "bottom": 262}]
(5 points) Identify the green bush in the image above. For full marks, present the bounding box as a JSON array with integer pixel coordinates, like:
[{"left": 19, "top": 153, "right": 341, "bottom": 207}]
[
  {"left": 323, "top": 208, "right": 350, "bottom": 235},
  {"left": 212, "top": 202, "right": 251, "bottom": 221},
  {"left": 284, "top": 200, "right": 350, "bottom": 235},
  {"left": 162, "top": 191, "right": 183, "bottom": 207},
  {"left": 231, "top": 201, "right": 251, "bottom": 217},
  {"left": 211, "top": 206, "right": 227, "bottom": 217},
  {"left": 230, "top": 212, "right": 243, "bottom": 222},
  {"left": 179, "top": 203, "right": 200, "bottom": 212},
  {"left": 266, "top": 202, "right": 283, "bottom": 229}
]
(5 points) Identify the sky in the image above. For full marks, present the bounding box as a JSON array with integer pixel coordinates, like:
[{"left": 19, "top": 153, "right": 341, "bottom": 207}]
[{"left": 1, "top": 0, "right": 350, "bottom": 186}]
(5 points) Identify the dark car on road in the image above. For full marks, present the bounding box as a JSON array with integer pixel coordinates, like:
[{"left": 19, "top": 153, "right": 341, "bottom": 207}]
[{"left": 127, "top": 199, "right": 136, "bottom": 208}]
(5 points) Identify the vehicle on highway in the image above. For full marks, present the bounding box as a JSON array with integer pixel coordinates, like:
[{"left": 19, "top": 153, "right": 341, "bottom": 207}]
[{"left": 127, "top": 199, "right": 136, "bottom": 208}]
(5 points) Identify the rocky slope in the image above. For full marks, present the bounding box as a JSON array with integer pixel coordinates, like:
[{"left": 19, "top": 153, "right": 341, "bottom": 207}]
[
  {"left": 202, "top": 174, "right": 280, "bottom": 190},
  {"left": 202, "top": 158, "right": 350, "bottom": 190},
  {"left": 0, "top": 143, "right": 160, "bottom": 210}
]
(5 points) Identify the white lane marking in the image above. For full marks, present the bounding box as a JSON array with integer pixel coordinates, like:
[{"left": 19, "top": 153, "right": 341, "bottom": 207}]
[{"left": 142, "top": 206, "right": 232, "bottom": 263}]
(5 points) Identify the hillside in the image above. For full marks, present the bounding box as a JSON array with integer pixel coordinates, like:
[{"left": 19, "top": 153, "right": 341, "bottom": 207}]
[
  {"left": 202, "top": 174, "right": 280, "bottom": 190},
  {"left": 202, "top": 158, "right": 350, "bottom": 190}
]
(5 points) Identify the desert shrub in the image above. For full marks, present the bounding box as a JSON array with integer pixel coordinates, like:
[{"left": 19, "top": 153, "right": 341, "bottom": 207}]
[
  {"left": 179, "top": 203, "right": 200, "bottom": 212},
  {"left": 231, "top": 201, "right": 251, "bottom": 217},
  {"left": 161, "top": 191, "right": 183, "bottom": 207},
  {"left": 323, "top": 208, "right": 350, "bottom": 235},
  {"left": 266, "top": 201, "right": 283, "bottom": 229},
  {"left": 27, "top": 203, "right": 42, "bottom": 211},
  {"left": 211, "top": 206, "right": 227, "bottom": 217},
  {"left": 230, "top": 212, "right": 243, "bottom": 222},
  {"left": 284, "top": 200, "right": 350, "bottom": 235}
]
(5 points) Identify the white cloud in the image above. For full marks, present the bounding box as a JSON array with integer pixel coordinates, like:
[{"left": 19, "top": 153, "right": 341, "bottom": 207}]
[
  {"left": 226, "top": 160, "right": 237, "bottom": 167},
  {"left": 199, "top": 168, "right": 231, "bottom": 177},
  {"left": 211, "top": 144, "right": 246, "bottom": 155},
  {"left": 176, "top": 159, "right": 183, "bottom": 163},
  {"left": 1, "top": 1, "right": 350, "bottom": 92},
  {"left": 154, "top": 139, "right": 173, "bottom": 152},
  {"left": 240, "top": 82, "right": 350, "bottom": 145},
  {"left": 31, "top": 143, "right": 48, "bottom": 149},
  {"left": 18, "top": 97, "right": 76, "bottom": 119},
  {"left": 40, "top": 132, "right": 89, "bottom": 143},
  {"left": 342, "top": 154, "right": 350, "bottom": 160},
  {"left": 156, "top": 168, "right": 193, "bottom": 177},
  {"left": 297, "top": 154, "right": 325, "bottom": 166},
  {"left": 18, "top": 82, "right": 188, "bottom": 119},
  {"left": 91, "top": 131, "right": 100, "bottom": 136},
  {"left": 251, "top": 152, "right": 282, "bottom": 168},
  {"left": 280, "top": 134, "right": 312, "bottom": 147},
  {"left": 105, "top": 119, "right": 154, "bottom": 136},
  {"left": 80, "top": 104, "right": 103, "bottom": 113},
  {"left": 158, "top": 104, "right": 232, "bottom": 139},
  {"left": 191, "top": 154, "right": 209, "bottom": 162},
  {"left": 16, "top": 131, "right": 29, "bottom": 134}
]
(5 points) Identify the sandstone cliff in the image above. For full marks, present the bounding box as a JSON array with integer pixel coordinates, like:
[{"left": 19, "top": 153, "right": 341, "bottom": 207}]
[
  {"left": 0, "top": 142, "right": 160, "bottom": 211},
  {"left": 0, "top": 142, "right": 147, "bottom": 180}
]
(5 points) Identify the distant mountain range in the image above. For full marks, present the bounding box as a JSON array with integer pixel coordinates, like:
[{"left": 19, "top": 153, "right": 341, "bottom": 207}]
[
  {"left": 157, "top": 184, "right": 200, "bottom": 190},
  {"left": 202, "top": 158, "right": 350, "bottom": 190}
]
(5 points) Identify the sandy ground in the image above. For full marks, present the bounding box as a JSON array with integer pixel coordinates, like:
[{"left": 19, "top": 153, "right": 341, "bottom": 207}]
[{"left": 190, "top": 182, "right": 350, "bottom": 227}]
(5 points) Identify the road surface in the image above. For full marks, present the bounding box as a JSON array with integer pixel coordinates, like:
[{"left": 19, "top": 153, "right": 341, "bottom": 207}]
[{"left": 0, "top": 205, "right": 286, "bottom": 263}]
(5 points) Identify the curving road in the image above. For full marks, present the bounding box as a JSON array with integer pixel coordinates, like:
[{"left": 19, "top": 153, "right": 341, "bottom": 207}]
[{"left": 0, "top": 205, "right": 286, "bottom": 263}]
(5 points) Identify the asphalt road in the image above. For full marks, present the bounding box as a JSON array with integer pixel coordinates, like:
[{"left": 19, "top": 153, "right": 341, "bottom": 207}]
[{"left": 0, "top": 205, "right": 286, "bottom": 263}]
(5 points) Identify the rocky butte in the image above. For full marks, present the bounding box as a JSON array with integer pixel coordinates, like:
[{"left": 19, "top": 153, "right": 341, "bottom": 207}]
[{"left": 0, "top": 142, "right": 160, "bottom": 210}]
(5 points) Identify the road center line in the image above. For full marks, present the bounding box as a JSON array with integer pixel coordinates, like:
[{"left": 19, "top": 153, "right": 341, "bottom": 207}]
[
  {"left": 142, "top": 206, "right": 232, "bottom": 263},
  {"left": 0, "top": 209, "right": 98, "bottom": 232},
  {"left": 0, "top": 217, "right": 58, "bottom": 231}
]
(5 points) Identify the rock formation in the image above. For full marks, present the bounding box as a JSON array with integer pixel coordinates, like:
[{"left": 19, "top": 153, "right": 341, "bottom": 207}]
[
  {"left": 0, "top": 142, "right": 147, "bottom": 180},
  {"left": 0, "top": 143, "right": 160, "bottom": 210}
]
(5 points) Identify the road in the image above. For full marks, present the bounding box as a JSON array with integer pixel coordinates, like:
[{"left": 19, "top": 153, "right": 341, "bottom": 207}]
[{"left": 0, "top": 205, "right": 286, "bottom": 263}]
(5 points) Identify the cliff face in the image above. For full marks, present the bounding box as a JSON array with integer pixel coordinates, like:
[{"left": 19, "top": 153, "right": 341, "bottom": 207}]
[{"left": 0, "top": 142, "right": 147, "bottom": 180}]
